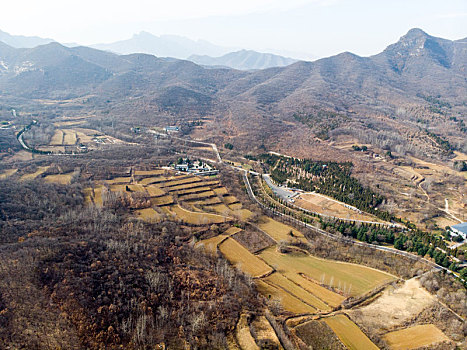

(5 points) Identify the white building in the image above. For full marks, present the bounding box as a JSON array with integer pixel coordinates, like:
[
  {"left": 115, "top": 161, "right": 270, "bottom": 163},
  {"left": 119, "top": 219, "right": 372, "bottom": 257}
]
[{"left": 451, "top": 222, "right": 467, "bottom": 240}]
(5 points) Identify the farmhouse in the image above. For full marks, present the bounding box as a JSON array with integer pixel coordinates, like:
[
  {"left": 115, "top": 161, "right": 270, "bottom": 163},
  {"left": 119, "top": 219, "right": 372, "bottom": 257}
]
[
  {"left": 450, "top": 222, "right": 467, "bottom": 240},
  {"left": 174, "top": 158, "right": 219, "bottom": 175},
  {"left": 165, "top": 126, "right": 179, "bottom": 133}
]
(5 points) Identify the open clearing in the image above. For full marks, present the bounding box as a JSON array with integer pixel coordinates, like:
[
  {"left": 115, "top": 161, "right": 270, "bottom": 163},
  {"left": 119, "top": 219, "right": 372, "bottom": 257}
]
[
  {"left": 383, "top": 324, "right": 450, "bottom": 350},
  {"left": 295, "top": 193, "right": 380, "bottom": 222},
  {"left": 20, "top": 166, "right": 49, "bottom": 181},
  {"left": 62, "top": 129, "right": 77, "bottom": 145},
  {"left": 44, "top": 173, "right": 74, "bottom": 185},
  {"left": 348, "top": 278, "right": 434, "bottom": 331},
  {"left": 134, "top": 208, "right": 162, "bottom": 223},
  {"left": 50, "top": 130, "right": 64, "bottom": 145},
  {"left": 0, "top": 168, "right": 18, "bottom": 179},
  {"left": 324, "top": 315, "right": 378, "bottom": 350},
  {"left": 259, "top": 246, "right": 395, "bottom": 297},
  {"left": 197, "top": 235, "right": 228, "bottom": 253},
  {"left": 219, "top": 238, "right": 273, "bottom": 277}
]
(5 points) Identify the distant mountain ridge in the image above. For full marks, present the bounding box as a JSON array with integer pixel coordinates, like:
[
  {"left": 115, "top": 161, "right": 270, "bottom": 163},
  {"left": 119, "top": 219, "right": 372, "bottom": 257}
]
[
  {"left": 0, "top": 29, "right": 55, "bottom": 48},
  {"left": 188, "top": 50, "right": 298, "bottom": 70},
  {"left": 91, "top": 31, "right": 232, "bottom": 59}
]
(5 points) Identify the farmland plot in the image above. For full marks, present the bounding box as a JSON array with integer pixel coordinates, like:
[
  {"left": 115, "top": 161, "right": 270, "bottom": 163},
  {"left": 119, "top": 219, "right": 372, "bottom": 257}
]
[
  {"left": 219, "top": 238, "right": 273, "bottom": 277},
  {"left": 383, "top": 324, "right": 450, "bottom": 350},
  {"left": 324, "top": 315, "right": 378, "bottom": 350}
]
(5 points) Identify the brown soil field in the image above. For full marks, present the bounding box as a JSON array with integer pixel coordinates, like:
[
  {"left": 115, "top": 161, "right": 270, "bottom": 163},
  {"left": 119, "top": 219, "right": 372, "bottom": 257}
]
[
  {"left": 62, "top": 129, "right": 77, "bottom": 145},
  {"left": 383, "top": 324, "right": 450, "bottom": 350},
  {"left": 348, "top": 278, "right": 434, "bottom": 331},
  {"left": 295, "top": 193, "right": 381, "bottom": 222},
  {"left": 50, "top": 129, "right": 64, "bottom": 145}
]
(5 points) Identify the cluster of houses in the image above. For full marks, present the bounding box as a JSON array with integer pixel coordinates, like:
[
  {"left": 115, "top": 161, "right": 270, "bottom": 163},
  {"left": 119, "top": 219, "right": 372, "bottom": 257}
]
[
  {"left": 450, "top": 222, "right": 467, "bottom": 240},
  {"left": 174, "top": 158, "right": 219, "bottom": 176}
]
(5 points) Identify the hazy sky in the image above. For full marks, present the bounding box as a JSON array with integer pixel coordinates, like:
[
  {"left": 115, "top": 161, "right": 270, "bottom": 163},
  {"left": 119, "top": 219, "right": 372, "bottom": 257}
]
[{"left": 1, "top": 0, "right": 466, "bottom": 59}]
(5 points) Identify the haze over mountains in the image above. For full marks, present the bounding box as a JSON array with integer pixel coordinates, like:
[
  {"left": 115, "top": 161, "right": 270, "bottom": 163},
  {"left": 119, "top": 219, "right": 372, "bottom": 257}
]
[{"left": 188, "top": 50, "right": 297, "bottom": 70}]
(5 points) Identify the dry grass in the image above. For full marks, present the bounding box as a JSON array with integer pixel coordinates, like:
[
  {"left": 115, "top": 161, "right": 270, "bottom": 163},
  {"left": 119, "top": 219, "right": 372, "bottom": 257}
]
[
  {"left": 178, "top": 190, "right": 216, "bottom": 201},
  {"left": 134, "top": 208, "right": 162, "bottom": 223},
  {"left": 53, "top": 120, "right": 85, "bottom": 127},
  {"left": 348, "top": 278, "right": 434, "bottom": 331},
  {"left": 126, "top": 184, "right": 146, "bottom": 192},
  {"left": 44, "top": 173, "right": 74, "bottom": 185},
  {"left": 283, "top": 273, "right": 345, "bottom": 308},
  {"left": 139, "top": 176, "right": 166, "bottom": 185},
  {"left": 265, "top": 273, "right": 330, "bottom": 311},
  {"left": 259, "top": 247, "right": 395, "bottom": 297},
  {"left": 0, "top": 168, "right": 18, "bottom": 179},
  {"left": 232, "top": 209, "right": 253, "bottom": 221},
  {"left": 383, "top": 324, "right": 450, "bottom": 350},
  {"left": 219, "top": 238, "right": 272, "bottom": 277},
  {"left": 295, "top": 193, "right": 380, "bottom": 222},
  {"left": 223, "top": 195, "right": 239, "bottom": 204},
  {"left": 134, "top": 169, "right": 165, "bottom": 176},
  {"left": 236, "top": 314, "right": 259, "bottom": 350},
  {"left": 214, "top": 187, "right": 228, "bottom": 195},
  {"left": 258, "top": 217, "right": 305, "bottom": 242},
  {"left": 50, "top": 130, "right": 64, "bottom": 145},
  {"left": 255, "top": 280, "right": 316, "bottom": 314},
  {"left": 174, "top": 186, "right": 213, "bottom": 195},
  {"left": 323, "top": 315, "right": 378, "bottom": 350},
  {"left": 162, "top": 176, "right": 202, "bottom": 187},
  {"left": 229, "top": 203, "right": 243, "bottom": 210},
  {"left": 62, "top": 129, "right": 77, "bottom": 145},
  {"left": 20, "top": 166, "right": 49, "bottom": 181},
  {"left": 206, "top": 203, "right": 232, "bottom": 215},
  {"left": 169, "top": 204, "right": 228, "bottom": 225},
  {"left": 225, "top": 227, "right": 243, "bottom": 236},
  {"left": 150, "top": 195, "right": 174, "bottom": 206},
  {"left": 105, "top": 177, "right": 131, "bottom": 184},
  {"left": 83, "top": 188, "right": 93, "bottom": 204},
  {"left": 194, "top": 197, "right": 222, "bottom": 205},
  {"left": 145, "top": 185, "right": 165, "bottom": 197},
  {"left": 197, "top": 234, "right": 228, "bottom": 253},
  {"left": 251, "top": 316, "right": 283, "bottom": 349}
]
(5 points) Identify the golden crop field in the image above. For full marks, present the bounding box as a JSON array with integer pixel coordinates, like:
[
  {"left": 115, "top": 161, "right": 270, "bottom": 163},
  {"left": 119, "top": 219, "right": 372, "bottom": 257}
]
[
  {"left": 169, "top": 204, "right": 228, "bottom": 225},
  {"left": 258, "top": 217, "right": 305, "bottom": 242},
  {"left": 0, "top": 168, "right": 18, "bottom": 179},
  {"left": 265, "top": 273, "right": 330, "bottom": 311},
  {"left": 219, "top": 238, "right": 273, "bottom": 277},
  {"left": 223, "top": 195, "right": 239, "bottom": 204},
  {"left": 383, "top": 324, "right": 450, "bottom": 350},
  {"left": 255, "top": 280, "right": 316, "bottom": 314},
  {"left": 62, "top": 129, "right": 77, "bottom": 145},
  {"left": 145, "top": 185, "right": 165, "bottom": 197},
  {"left": 224, "top": 227, "right": 243, "bottom": 236},
  {"left": 162, "top": 176, "right": 202, "bottom": 187},
  {"left": 105, "top": 177, "right": 131, "bottom": 184},
  {"left": 213, "top": 187, "right": 228, "bottom": 195},
  {"left": 134, "top": 208, "right": 162, "bottom": 223},
  {"left": 50, "top": 130, "right": 64, "bottom": 145},
  {"left": 197, "top": 234, "right": 228, "bottom": 253},
  {"left": 232, "top": 209, "right": 253, "bottom": 221},
  {"left": 173, "top": 186, "right": 213, "bottom": 195},
  {"left": 206, "top": 203, "right": 232, "bottom": 215},
  {"left": 150, "top": 195, "right": 174, "bottom": 206},
  {"left": 139, "top": 176, "right": 166, "bottom": 185},
  {"left": 283, "top": 272, "right": 345, "bottom": 308},
  {"left": 134, "top": 169, "right": 165, "bottom": 176},
  {"left": 20, "top": 166, "right": 49, "bottom": 181},
  {"left": 259, "top": 246, "right": 395, "bottom": 297},
  {"left": 229, "top": 202, "right": 243, "bottom": 210},
  {"left": 195, "top": 197, "right": 222, "bottom": 205},
  {"left": 178, "top": 190, "right": 216, "bottom": 201},
  {"left": 323, "top": 315, "right": 378, "bottom": 350},
  {"left": 44, "top": 173, "right": 74, "bottom": 185}
]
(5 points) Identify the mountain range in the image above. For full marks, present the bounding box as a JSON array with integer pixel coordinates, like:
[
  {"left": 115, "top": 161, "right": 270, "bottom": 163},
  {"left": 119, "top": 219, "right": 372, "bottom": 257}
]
[
  {"left": 188, "top": 50, "right": 297, "bottom": 70},
  {"left": 0, "top": 28, "right": 466, "bottom": 154}
]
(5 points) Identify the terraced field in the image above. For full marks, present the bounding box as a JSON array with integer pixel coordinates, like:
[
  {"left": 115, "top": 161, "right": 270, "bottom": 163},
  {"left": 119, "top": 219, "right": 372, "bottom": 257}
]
[
  {"left": 20, "top": 166, "right": 50, "bottom": 181},
  {"left": 44, "top": 172, "right": 74, "bottom": 185}
]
